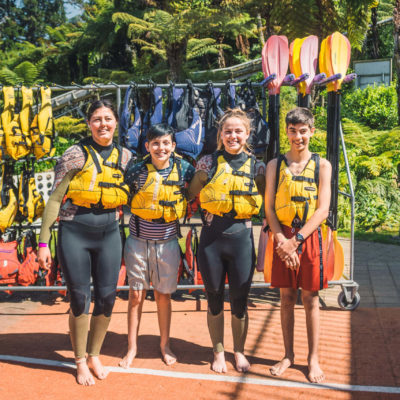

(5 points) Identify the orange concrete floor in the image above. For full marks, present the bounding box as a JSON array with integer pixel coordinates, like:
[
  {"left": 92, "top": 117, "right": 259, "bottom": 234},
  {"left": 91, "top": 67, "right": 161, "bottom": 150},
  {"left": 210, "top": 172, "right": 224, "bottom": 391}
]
[{"left": 1, "top": 293, "right": 400, "bottom": 400}]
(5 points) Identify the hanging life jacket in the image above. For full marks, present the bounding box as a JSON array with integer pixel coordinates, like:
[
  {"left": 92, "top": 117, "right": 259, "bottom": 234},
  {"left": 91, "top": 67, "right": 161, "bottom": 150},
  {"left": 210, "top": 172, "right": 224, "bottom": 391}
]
[
  {"left": 20, "top": 86, "right": 34, "bottom": 139},
  {"left": 174, "top": 108, "right": 203, "bottom": 160},
  {"left": 31, "top": 86, "right": 56, "bottom": 160},
  {"left": 130, "top": 153, "right": 187, "bottom": 223},
  {"left": 0, "top": 117, "right": 7, "bottom": 161},
  {"left": 2, "top": 86, "right": 32, "bottom": 160},
  {"left": 140, "top": 85, "right": 164, "bottom": 155},
  {"left": 66, "top": 142, "right": 130, "bottom": 209},
  {"left": 0, "top": 164, "right": 18, "bottom": 232},
  {"left": 200, "top": 151, "right": 262, "bottom": 219},
  {"left": 224, "top": 80, "right": 236, "bottom": 109},
  {"left": 274, "top": 153, "right": 320, "bottom": 228},
  {"left": 165, "top": 83, "right": 204, "bottom": 160},
  {"left": 185, "top": 225, "right": 202, "bottom": 285},
  {"left": 18, "top": 165, "right": 45, "bottom": 223},
  {"left": 119, "top": 84, "right": 142, "bottom": 156},
  {"left": 0, "top": 239, "right": 21, "bottom": 285},
  {"left": 17, "top": 230, "right": 42, "bottom": 286},
  {"left": 175, "top": 81, "right": 221, "bottom": 156},
  {"left": 201, "top": 83, "right": 224, "bottom": 155},
  {"left": 236, "top": 80, "right": 270, "bottom": 155},
  {"left": 164, "top": 83, "right": 184, "bottom": 128}
]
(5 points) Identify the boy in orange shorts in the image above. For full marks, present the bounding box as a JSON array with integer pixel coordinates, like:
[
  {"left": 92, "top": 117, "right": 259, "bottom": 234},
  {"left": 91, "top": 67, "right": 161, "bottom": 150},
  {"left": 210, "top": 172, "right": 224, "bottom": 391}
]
[{"left": 265, "top": 107, "right": 332, "bottom": 383}]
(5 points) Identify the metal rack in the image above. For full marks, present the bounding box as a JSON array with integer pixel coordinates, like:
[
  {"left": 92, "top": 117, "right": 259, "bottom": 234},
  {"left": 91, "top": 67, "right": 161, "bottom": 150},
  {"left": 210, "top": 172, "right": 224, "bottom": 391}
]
[{"left": 0, "top": 80, "right": 360, "bottom": 310}]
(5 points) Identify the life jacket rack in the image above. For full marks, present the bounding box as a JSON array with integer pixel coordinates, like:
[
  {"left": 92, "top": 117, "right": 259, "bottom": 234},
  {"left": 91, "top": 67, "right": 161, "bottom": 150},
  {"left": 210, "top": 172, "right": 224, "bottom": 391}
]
[{"left": 0, "top": 81, "right": 358, "bottom": 312}]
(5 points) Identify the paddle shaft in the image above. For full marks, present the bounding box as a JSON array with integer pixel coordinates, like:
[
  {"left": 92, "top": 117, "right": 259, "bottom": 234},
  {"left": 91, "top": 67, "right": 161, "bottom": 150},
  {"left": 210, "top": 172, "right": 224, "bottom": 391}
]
[
  {"left": 266, "top": 94, "right": 280, "bottom": 162},
  {"left": 326, "top": 91, "right": 341, "bottom": 230},
  {"left": 298, "top": 93, "right": 310, "bottom": 108}
]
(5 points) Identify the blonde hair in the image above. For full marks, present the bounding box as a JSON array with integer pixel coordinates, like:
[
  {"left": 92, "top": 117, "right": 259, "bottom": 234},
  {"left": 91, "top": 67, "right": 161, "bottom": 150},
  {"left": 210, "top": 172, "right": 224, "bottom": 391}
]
[{"left": 216, "top": 108, "right": 252, "bottom": 153}]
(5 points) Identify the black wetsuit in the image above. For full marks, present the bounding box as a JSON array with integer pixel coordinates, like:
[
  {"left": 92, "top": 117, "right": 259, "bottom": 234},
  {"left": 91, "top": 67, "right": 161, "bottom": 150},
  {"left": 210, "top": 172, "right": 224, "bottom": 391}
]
[
  {"left": 198, "top": 151, "right": 256, "bottom": 319},
  {"left": 57, "top": 138, "right": 122, "bottom": 317}
]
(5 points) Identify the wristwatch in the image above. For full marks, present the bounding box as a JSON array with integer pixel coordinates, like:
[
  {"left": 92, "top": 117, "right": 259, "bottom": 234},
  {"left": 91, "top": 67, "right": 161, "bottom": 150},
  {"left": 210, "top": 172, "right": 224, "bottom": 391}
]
[{"left": 295, "top": 232, "right": 305, "bottom": 244}]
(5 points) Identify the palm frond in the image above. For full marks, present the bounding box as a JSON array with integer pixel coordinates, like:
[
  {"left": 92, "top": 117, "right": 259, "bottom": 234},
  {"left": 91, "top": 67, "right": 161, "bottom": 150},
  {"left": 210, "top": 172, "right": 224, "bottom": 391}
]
[{"left": 0, "top": 67, "right": 21, "bottom": 86}]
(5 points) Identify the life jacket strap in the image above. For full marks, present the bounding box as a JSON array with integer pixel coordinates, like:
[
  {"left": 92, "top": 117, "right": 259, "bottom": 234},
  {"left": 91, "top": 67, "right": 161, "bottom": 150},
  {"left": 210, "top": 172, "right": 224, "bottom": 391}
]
[
  {"left": 86, "top": 145, "right": 102, "bottom": 174},
  {"left": 291, "top": 175, "right": 315, "bottom": 183},
  {"left": 98, "top": 181, "right": 130, "bottom": 197}
]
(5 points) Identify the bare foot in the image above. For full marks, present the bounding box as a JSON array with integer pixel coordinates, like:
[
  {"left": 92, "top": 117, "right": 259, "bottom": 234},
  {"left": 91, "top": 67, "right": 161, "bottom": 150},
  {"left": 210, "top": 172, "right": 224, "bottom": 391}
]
[
  {"left": 234, "top": 352, "right": 251, "bottom": 372},
  {"left": 75, "top": 358, "right": 95, "bottom": 386},
  {"left": 211, "top": 351, "right": 227, "bottom": 373},
  {"left": 270, "top": 357, "right": 293, "bottom": 376},
  {"left": 161, "top": 345, "right": 177, "bottom": 366},
  {"left": 308, "top": 358, "right": 325, "bottom": 383},
  {"left": 87, "top": 356, "right": 109, "bottom": 380},
  {"left": 119, "top": 349, "right": 137, "bottom": 369}
]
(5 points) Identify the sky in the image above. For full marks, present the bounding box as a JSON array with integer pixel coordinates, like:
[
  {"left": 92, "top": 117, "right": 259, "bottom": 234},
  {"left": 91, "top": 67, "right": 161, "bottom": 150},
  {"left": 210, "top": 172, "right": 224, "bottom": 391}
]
[{"left": 65, "top": 2, "right": 83, "bottom": 19}]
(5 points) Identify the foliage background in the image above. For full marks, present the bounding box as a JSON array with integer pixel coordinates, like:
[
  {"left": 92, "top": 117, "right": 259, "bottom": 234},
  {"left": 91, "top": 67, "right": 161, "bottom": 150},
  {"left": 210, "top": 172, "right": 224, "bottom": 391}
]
[{"left": 0, "top": 0, "right": 399, "bottom": 235}]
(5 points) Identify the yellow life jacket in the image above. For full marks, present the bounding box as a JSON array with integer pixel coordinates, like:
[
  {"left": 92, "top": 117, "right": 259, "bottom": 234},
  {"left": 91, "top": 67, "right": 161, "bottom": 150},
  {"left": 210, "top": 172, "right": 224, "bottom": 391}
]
[
  {"left": 31, "top": 87, "right": 56, "bottom": 160},
  {"left": 18, "top": 167, "right": 45, "bottom": 223},
  {"left": 0, "top": 87, "right": 15, "bottom": 159},
  {"left": 20, "top": 86, "right": 33, "bottom": 137},
  {"left": 0, "top": 165, "right": 18, "bottom": 232},
  {"left": 66, "top": 142, "right": 130, "bottom": 209},
  {"left": 199, "top": 151, "right": 262, "bottom": 219},
  {"left": 130, "top": 153, "right": 187, "bottom": 222},
  {"left": 0, "top": 117, "right": 7, "bottom": 160},
  {"left": 274, "top": 153, "right": 320, "bottom": 227},
  {"left": 2, "top": 87, "right": 32, "bottom": 160}
]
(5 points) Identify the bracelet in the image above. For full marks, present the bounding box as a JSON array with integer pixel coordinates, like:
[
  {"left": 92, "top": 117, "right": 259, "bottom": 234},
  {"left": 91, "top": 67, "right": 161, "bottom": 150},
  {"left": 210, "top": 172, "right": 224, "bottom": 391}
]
[{"left": 38, "top": 242, "right": 48, "bottom": 248}]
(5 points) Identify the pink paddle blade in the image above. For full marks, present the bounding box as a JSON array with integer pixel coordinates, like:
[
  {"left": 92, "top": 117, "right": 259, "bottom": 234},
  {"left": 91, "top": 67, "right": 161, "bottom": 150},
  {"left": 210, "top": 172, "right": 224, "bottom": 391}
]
[
  {"left": 300, "top": 35, "right": 319, "bottom": 94},
  {"left": 266, "top": 35, "right": 289, "bottom": 95}
]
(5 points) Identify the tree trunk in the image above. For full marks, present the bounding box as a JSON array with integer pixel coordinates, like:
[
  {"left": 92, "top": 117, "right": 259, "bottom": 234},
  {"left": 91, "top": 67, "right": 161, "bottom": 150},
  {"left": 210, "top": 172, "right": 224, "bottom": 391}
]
[
  {"left": 393, "top": 1, "right": 400, "bottom": 125},
  {"left": 257, "top": 12, "right": 265, "bottom": 46},
  {"left": 68, "top": 53, "right": 79, "bottom": 83},
  {"left": 262, "top": 4, "right": 273, "bottom": 38},
  {"left": 370, "top": 6, "right": 379, "bottom": 59},
  {"left": 217, "top": 36, "right": 226, "bottom": 69},
  {"left": 166, "top": 40, "right": 187, "bottom": 82}
]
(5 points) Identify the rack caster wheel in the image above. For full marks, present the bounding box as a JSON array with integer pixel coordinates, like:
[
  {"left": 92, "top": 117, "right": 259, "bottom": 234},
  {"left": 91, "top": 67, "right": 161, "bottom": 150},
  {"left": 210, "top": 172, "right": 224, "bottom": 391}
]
[{"left": 337, "top": 291, "right": 360, "bottom": 311}]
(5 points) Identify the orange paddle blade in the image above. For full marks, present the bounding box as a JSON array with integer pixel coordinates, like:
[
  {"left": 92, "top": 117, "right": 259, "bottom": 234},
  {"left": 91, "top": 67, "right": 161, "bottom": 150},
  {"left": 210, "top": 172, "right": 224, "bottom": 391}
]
[
  {"left": 332, "top": 231, "right": 345, "bottom": 280},
  {"left": 321, "top": 224, "right": 335, "bottom": 281},
  {"left": 330, "top": 31, "right": 351, "bottom": 91},
  {"left": 264, "top": 232, "right": 274, "bottom": 284}
]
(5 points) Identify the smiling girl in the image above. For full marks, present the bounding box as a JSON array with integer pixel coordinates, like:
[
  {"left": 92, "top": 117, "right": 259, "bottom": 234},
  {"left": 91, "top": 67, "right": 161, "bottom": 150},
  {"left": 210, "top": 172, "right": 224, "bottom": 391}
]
[{"left": 189, "top": 108, "right": 265, "bottom": 373}]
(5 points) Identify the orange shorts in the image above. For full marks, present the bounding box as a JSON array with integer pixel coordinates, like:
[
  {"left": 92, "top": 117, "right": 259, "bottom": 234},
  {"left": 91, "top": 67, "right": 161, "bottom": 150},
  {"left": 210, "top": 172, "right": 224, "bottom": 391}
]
[{"left": 271, "top": 225, "right": 329, "bottom": 292}]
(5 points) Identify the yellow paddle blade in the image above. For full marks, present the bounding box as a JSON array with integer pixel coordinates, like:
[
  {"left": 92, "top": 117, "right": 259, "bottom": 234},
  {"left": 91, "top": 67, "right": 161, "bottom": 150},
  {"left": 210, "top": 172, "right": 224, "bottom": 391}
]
[
  {"left": 332, "top": 231, "right": 345, "bottom": 280},
  {"left": 330, "top": 31, "right": 351, "bottom": 91},
  {"left": 324, "top": 35, "right": 336, "bottom": 92},
  {"left": 319, "top": 38, "right": 327, "bottom": 75},
  {"left": 292, "top": 37, "right": 306, "bottom": 94}
]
